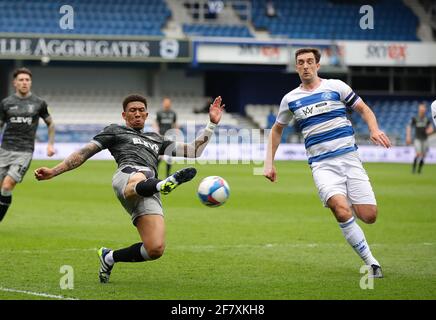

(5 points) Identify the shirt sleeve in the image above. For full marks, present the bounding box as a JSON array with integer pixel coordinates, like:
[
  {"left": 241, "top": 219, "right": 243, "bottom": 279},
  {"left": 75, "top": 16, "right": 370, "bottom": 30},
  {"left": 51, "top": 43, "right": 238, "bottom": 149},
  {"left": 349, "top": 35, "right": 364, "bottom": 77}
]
[
  {"left": 431, "top": 101, "right": 436, "bottom": 126},
  {"left": 276, "top": 95, "right": 292, "bottom": 125},
  {"left": 335, "top": 80, "right": 361, "bottom": 109},
  {"left": 159, "top": 137, "right": 176, "bottom": 156},
  {"left": 410, "top": 117, "right": 416, "bottom": 127},
  {"left": 39, "top": 100, "right": 51, "bottom": 120},
  {"left": 0, "top": 100, "right": 5, "bottom": 123},
  {"left": 91, "top": 125, "right": 117, "bottom": 150}
]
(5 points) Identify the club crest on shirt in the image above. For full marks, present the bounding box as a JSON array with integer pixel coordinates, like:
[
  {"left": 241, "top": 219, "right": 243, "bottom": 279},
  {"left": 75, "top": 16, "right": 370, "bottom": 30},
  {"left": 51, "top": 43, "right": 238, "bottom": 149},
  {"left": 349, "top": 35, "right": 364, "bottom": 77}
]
[
  {"left": 321, "top": 92, "right": 334, "bottom": 100},
  {"left": 27, "top": 104, "right": 35, "bottom": 113}
]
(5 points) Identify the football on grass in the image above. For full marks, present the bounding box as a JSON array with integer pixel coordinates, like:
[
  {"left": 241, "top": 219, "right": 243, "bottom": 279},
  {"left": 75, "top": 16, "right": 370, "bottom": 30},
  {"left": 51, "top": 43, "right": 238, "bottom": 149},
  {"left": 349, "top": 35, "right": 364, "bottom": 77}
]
[{"left": 197, "top": 176, "right": 230, "bottom": 207}]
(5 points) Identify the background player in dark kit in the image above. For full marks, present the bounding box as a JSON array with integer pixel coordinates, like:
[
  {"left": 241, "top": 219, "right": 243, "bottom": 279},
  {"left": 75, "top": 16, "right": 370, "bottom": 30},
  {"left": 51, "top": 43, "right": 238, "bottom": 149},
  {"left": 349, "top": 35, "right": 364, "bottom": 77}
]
[
  {"left": 0, "top": 67, "right": 55, "bottom": 222},
  {"left": 406, "top": 103, "right": 434, "bottom": 174},
  {"left": 155, "top": 97, "right": 178, "bottom": 177}
]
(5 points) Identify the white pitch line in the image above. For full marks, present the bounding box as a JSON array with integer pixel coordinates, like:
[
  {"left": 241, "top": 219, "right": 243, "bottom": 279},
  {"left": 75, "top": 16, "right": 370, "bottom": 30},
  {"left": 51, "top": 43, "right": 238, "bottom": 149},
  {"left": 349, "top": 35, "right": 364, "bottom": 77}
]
[
  {"left": 0, "top": 242, "right": 433, "bottom": 254},
  {"left": 0, "top": 287, "right": 78, "bottom": 300}
]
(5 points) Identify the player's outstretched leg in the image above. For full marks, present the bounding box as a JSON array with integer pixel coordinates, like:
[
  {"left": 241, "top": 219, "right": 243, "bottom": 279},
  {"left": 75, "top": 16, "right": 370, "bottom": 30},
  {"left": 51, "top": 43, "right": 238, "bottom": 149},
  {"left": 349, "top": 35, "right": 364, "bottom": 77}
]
[
  {"left": 132, "top": 167, "right": 196, "bottom": 198},
  {"left": 158, "top": 167, "right": 197, "bottom": 195},
  {"left": 98, "top": 247, "right": 114, "bottom": 283}
]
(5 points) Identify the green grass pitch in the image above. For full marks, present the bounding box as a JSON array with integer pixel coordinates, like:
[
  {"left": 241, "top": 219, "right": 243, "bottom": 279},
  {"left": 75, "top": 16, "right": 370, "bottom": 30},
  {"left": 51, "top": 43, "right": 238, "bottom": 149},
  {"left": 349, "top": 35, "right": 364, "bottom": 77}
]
[{"left": 0, "top": 160, "right": 435, "bottom": 300}]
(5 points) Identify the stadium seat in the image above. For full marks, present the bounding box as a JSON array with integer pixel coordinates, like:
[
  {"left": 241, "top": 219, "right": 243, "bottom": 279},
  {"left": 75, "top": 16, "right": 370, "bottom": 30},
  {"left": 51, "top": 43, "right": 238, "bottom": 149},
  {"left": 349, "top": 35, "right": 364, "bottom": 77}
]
[{"left": 249, "top": 0, "right": 419, "bottom": 41}]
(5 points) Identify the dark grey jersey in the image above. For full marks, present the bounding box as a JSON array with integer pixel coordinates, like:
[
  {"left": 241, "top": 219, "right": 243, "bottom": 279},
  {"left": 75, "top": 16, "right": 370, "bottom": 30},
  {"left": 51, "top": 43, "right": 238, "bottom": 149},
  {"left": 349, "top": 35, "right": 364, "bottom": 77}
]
[
  {"left": 156, "top": 110, "right": 177, "bottom": 135},
  {"left": 0, "top": 94, "right": 51, "bottom": 152},
  {"left": 410, "top": 116, "right": 431, "bottom": 141},
  {"left": 91, "top": 124, "right": 175, "bottom": 176}
]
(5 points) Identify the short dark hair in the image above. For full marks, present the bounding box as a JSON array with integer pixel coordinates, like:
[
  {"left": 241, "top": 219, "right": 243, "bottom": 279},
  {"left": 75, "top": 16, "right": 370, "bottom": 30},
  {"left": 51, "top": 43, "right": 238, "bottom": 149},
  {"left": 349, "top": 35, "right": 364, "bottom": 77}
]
[
  {"left": 122, "top": 94, "right": 147, "bottom": 111},
  {"left": 13, "top": 67, "right": 32, "bottom": 79},
  {"left": 295, "top": 48, "right": 321, "bottom": 64}
]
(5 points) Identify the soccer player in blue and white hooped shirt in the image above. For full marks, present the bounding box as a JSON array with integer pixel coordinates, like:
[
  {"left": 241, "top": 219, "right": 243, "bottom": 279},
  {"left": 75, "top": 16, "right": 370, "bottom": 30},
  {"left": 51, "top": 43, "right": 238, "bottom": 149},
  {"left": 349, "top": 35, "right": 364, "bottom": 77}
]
[{"left": 264, "top": 48, "right": 392, "bottom": 278}]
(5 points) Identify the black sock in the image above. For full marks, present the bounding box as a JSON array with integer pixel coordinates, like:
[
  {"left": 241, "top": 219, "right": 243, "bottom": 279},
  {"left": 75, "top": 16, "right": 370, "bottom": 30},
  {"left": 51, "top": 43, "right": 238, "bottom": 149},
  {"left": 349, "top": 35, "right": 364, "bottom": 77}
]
[
  {"left": 113, "top": 242, "right": 149, "bottom": 262},
  {"left": 166, "top": 164, "right": 171, "bottom": 177},
  {"left": 135, "top": 178, "right": 161, "bottom": 197},
  {"left": 412, "top": 157, "right": 418, "bottom": 172},
  {"left": 418, "top": 158, "right": 424, "bottom": 173},
  {"left": 0, "top": 194, "right": 12, "bottom": 222}
]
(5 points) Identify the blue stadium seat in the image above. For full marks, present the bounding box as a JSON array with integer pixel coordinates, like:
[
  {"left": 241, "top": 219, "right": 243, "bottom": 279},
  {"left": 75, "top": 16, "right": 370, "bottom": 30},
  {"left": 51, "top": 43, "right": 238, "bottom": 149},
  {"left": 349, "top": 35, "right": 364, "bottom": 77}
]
[
  {"left": 249, "top": 0, "right": 419, "bottom": 41},
  {"left": 0, "top": 0, "right": 169, "bottom": 36}
]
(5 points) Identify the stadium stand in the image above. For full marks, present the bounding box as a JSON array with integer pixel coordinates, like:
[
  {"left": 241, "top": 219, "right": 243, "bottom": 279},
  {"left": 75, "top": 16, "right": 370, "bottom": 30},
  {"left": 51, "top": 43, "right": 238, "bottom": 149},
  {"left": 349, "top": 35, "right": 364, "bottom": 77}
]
[
  {"left": 0, "top": 0, "right": 171, "bottom": 36},
  {"left": 0, "top": 0, "right": 419, "bottom": 40},
  {"left": 182, "top": 24, "right": 253, "bottom": 37},
  {"left": 250, "top": 0, "right": 419, "bottom": 41},
  {"left": 35, "top": 89, "right": 239, "bottom": 142}
]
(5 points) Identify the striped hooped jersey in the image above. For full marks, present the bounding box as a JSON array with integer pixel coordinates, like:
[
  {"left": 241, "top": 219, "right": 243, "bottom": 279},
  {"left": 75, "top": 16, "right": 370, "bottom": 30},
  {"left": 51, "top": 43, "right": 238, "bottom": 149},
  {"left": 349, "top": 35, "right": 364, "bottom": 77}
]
[{"left": 276, "top": 79, "right": 361, "bottom": 164}]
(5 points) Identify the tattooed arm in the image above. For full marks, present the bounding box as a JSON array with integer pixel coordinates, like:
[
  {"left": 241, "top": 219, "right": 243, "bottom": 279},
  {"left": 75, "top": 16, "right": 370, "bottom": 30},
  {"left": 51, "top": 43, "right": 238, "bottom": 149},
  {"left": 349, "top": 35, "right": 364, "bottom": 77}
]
[{"left": 34, "top": 142, "right": 101, "bottom": 180}]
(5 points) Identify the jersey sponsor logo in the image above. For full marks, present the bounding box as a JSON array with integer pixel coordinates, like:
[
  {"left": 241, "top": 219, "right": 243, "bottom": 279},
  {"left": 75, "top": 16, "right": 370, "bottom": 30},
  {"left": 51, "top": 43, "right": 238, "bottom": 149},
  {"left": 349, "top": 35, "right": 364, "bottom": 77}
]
[
  {"left": 10, "top": 116, "right": 32, "bottom": 125},
  {"left": 302, "top": 106, "right": 314, "bottom": 116},
  {"left": 315, "top": 102, "right": 327, "bottom": 108},
  {"left": 132, "top": 137, "right": 159, "bottom": 153}
]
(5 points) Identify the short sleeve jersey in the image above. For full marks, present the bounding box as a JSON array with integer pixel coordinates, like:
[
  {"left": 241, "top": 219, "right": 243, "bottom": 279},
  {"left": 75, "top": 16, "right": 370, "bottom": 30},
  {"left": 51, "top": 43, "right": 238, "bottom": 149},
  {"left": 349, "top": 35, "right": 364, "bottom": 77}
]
[
  {"left": 91, "top": 124, "right": 175, "bottom": 176},
  {"left": 0, "top": 93, "right": 51, "bottom": 152},
  {"left": 156, "top": 110, "right": 177, "bottom": 135},
  {"left": 276, "top": 79, "right": 361, "bottom": 164},
  {"left": 410, "top": 116, "right": 431, "bottom": 140}
]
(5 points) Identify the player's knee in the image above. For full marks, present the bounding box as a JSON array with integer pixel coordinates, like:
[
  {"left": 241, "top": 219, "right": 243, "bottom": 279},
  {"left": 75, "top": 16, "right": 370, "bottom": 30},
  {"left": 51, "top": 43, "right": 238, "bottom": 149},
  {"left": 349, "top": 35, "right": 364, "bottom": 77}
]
[
  {"left": 124, "top": 173, "right": 147, "bottom": 199},
  {"left": 362, "top": 207, "right": 377, "bottom": 224},
  {"left": 2, "top": 179, "right": 16, "bottom": 191},
  {"left": 330, "top": 203, "right": 352, "bottom": 222},
  {"left": 145, "top": 243, "right": 165, "bottom": 260}
]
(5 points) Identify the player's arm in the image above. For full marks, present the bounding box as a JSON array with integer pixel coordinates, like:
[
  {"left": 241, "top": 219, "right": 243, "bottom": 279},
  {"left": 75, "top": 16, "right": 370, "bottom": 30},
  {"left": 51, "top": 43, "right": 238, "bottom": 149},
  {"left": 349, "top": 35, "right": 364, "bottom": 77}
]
[
  {"left": 264, "top": 122, "right": 285, "bottom": 182},
  {"left": 432, "top": 101, "right": 436, "bottom": 127},
  {"left": 43, "top": 116, "right": 55, "bottom": 156},
  {"left": 406, "top": 122, "right": 412, "bottom": 145},
  {"left": 426, "top": 120, "right": 434, "bottom": 135},
  {"left": 34, "top": 142, "right": 100, "bottom": 180},
  {"left": 354, "top": 100, "right": 391, "bottom": 148},
  {"left": 0, "top": 101, "right": 5, "bottom": 131},
  {"left": 173, "top": 96, "right": 225, "bottom": 158}
]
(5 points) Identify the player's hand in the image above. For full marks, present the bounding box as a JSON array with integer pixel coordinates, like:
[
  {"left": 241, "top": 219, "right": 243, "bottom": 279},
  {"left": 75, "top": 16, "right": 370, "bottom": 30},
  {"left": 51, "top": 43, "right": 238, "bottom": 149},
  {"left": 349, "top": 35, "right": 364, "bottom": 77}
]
[
  {"left": 209, "top": 96, "right": 225, "bottom": 124},
  {"left": 47, "top": 144, "right": 55, "bottom": 157},
  {"left": 34, "top": 167, "right": 55, "bottom": 181},
  {"left": 370, "top": 129, "right": 392, "bottom": 148},
  {"left": 264, "top": 166, "right": 277, "bottom": 182}
]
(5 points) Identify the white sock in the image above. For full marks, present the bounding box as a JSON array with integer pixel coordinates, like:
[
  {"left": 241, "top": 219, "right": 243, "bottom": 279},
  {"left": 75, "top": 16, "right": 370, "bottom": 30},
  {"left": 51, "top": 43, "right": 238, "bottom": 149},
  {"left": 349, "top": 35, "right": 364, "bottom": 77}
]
[
  {"left": 339, "top": 217, "right": 379, "bottom": 266},
  {"left": 104, "top": 250, "right": 115, "bottom": 266}
]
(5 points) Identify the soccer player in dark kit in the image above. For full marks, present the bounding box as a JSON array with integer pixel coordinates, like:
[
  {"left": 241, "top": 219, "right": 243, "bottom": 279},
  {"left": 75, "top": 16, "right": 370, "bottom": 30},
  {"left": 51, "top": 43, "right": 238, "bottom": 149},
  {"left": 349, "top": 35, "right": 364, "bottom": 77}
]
[
  {"left": 406, "top": 103, "right": 434, "bottom": 174},
  {"left": 155, "top": 97, "right": 178, "bottom": 177},
  {"left": 34, "top": 94, "right": 224, "bottom": 283},
  {"left": 0, "top": 67, "right": 55, "bottom": 222}
]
